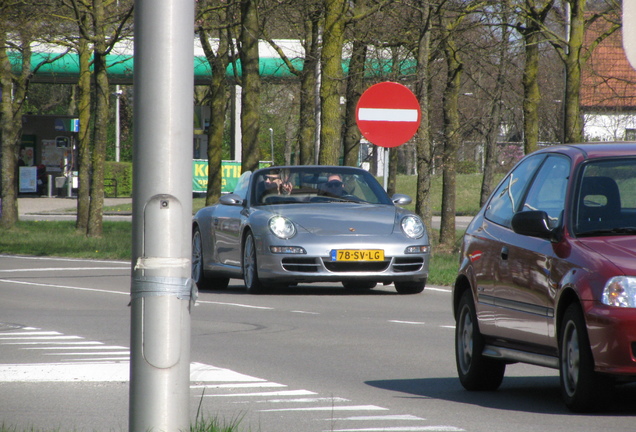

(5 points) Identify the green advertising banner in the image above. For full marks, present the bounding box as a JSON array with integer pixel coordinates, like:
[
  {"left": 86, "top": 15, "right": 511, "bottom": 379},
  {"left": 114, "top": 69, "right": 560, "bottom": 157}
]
[
  {"left": 193, "top": 160, "right": 242, "bottom": 194},
  {"left": 193, "top": 160, "right": 271, "bottom": 194}
]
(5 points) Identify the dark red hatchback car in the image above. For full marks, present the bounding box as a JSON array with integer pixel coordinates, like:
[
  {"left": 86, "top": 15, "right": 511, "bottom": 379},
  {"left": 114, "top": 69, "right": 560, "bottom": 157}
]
[{"left": 453, "top": 143, "right": 636, "bottom": 412}]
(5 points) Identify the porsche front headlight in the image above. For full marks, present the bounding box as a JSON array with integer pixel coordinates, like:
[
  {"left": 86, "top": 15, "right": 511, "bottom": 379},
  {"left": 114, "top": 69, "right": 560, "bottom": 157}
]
[
  {"left": 602, "top": 276, "right": 636, "bottom": 307},
  {"left": 401, "top": 215, "right": 425, "bottom": 239},
  {"left": 268, "top": 215, "right": 296, "bottom": 239}
]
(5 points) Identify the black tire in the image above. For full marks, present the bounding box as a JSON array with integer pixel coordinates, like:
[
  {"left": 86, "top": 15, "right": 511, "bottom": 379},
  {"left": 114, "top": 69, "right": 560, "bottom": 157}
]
[
  {"left": 395, "top": 280, "right": 425, "bottom": 294},
  {"left": 192, "top": 226, "right": 229, "bottom": 291},
  {"left": 242, "top": 231, "right": 267, "bottom": 294},
  {"left": 342, "top": 281, "right": 377, "bottom": 290},
  {"left": 455, "top": 290, "right": 505, "bottom": 391},
  {"left": 559, "top": 303, "right": 610, "bottom": 412}
]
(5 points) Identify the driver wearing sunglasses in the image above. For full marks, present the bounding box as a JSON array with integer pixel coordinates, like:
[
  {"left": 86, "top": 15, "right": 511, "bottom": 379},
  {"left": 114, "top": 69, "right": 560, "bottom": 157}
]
[{"left": 322, "top": 174, "right": 345, "bottom": 196}]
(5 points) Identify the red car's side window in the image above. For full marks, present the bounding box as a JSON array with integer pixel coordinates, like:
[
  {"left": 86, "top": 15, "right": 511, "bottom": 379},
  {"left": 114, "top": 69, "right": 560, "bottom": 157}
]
[{"left": 485, "top": 155, "right": 545, "bottom": 227}]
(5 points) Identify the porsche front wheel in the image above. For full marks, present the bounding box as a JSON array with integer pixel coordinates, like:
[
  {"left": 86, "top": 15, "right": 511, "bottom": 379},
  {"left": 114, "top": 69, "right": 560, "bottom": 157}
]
[{"left": 242, "top": 232, "right": 266, "bottom": 294}]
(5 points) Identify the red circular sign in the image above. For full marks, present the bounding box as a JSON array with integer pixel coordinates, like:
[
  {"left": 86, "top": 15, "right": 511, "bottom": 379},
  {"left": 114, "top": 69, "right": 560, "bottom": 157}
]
[{"left": 355, "top": 81, "right": 421, "bottom": 148}]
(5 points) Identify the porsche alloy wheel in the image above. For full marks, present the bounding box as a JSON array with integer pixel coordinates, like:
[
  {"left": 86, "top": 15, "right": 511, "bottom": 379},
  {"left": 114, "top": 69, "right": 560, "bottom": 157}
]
[{"left": 243, "top": 232, "right": 266, "bottom": 294}]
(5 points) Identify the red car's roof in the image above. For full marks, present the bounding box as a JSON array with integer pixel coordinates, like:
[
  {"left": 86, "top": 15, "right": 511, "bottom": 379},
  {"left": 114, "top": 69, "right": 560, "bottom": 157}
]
[{"left": 536, "top": 142, "right": 636, "bottom": 159}]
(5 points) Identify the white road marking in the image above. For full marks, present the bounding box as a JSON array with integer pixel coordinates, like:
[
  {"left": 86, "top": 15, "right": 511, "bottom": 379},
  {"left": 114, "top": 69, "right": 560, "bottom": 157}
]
[
  {"left": 44, "top": 351, "right": 130, "bottom": 356},
  {"left": 246, "top": 397, "right": 351, "bottom": 404},
  {"left": 0, "top": 278, "right": 129, "bottom": 296},
  {"left": 0, "top": 267, "right": 128, "bottom": 273},
  {"left": 192, "top": 382, "right": 287, "bottom": 389},
  {"left": 389, "top": 320, "right": 426, "bottom": 325},
  {"left": 0, "top": 255, "right": 125, "bottom": 264},
  {"left": 328, "top": 427, "right": 464, "bottom": 432},
  {"left": 260, "top": 405, "right": 388, "bottom": 412},
  {"left": 425, "top": 287, "right": 451, "bottom": 293},
  {"left": 65, "top": 357, "right": 130, "bottom": 362},
  {"left": 0, "top": 362, "right": 130, "bottom": 382},
  {"left": 0, "top": 331, "right": 63, "bottom": 336},
  {"left": 197, "top": 300, "right": 274, "bottom": 310},
  {"left": 4, "top": 341, "right": 102, "bottom": 345},
  {"left": 0, "top": 335, "right": 84, "bottom": 340},
  {"left": 204, "top": 389, "right": 316, "bottom": 398},
  {"left": 25, "top": 345, "right": 125, "bottom": 350},
  {"left": 190, "top": 362, "right": 266, "bottom": 382},
  {"left": 0, "top": 361, "right": 268, "bottom": 383},
  {"left": 331, "top": 415, "right": 425, "bottom": 421}
]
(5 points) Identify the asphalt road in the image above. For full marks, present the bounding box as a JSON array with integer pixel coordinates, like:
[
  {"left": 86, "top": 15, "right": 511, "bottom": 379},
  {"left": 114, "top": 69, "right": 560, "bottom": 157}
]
[{"left": 1, "top": 256, "right": 636, "bottom": 432}]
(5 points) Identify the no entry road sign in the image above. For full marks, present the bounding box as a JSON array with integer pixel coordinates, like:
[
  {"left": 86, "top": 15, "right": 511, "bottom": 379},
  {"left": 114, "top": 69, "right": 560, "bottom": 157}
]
[{"left": 355, "top": 81, "right": 421, "bottom": 148}]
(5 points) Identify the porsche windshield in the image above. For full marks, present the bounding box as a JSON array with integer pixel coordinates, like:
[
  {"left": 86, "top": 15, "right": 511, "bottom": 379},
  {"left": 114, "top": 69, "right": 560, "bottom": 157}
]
[{"left": 251, "top": 167, "right": 392, "bottom": 206}]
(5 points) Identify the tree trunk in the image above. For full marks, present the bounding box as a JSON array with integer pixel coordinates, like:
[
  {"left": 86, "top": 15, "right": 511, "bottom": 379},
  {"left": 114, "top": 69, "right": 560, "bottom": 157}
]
[
  {"left": 522, "top": 21, "right": 541, "bottom": 154},
  {"left": 199, "top": 20, "right": 231, "bottom": 206},
  {"left": 0, "top": 30, "right": 30, "bottom": 228},
  {"left": 319, "top": 0, "right": 347, "bottom": 166},
  {"left": 76, "top": 15, "right": 92, "bottom": 231},
  {"left": 240, "top": 0, "right": 261, "bottom": 173},
  {"left": 414, "top": 0, "right": 433, "bottom": 232},
  {"left": 480, "top": 12, "right": 511, "bottom": 207},
  {"left": 298, "top": 10, "right": 320, "bottom": 165},
  {"left": 438, "top": 15, "right": 462, "bottom": 251},
  {"left": 563, "top": 0, "right": 585, "bottom": 143},
  {"left": 87, "top": 0, "right": 109, "bottom": 238},
  {"left": 342, "top": 39, "right": 366, "bottom": 167},
  {"left": 0, "top": 38, "right": 19, "bottom": 228}
]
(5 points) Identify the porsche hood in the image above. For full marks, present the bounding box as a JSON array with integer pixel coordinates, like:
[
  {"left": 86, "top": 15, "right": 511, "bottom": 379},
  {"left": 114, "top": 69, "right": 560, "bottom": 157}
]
[{"left": 267, "top": 204, "right": 401, "bottom": 236}]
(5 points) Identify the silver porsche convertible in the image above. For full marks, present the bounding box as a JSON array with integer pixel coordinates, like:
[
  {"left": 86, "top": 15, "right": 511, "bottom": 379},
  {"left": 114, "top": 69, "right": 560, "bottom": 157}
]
[{"left": 191, "top": 165, "right": 430, "bottom": 294}]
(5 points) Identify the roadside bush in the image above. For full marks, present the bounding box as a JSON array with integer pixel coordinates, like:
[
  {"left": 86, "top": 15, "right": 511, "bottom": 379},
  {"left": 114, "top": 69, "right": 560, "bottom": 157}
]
[{"left": 104, "top": 161, "right": 133, "bottom": 197}]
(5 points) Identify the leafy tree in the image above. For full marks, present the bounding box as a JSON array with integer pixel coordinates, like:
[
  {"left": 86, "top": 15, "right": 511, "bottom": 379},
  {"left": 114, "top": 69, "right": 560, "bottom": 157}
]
[
  {"left": 319, "top": 0, "right": 393, "bottom": 166},
  {"left": 412, "top": 0, "right": 435, "bottom": 233},
  {"left": 263, "top": 0, "right": 322, "bottom": 165},
  {"left": 197, "top": 0, "right": 237, "bottom": 205},
  {"left": 515, "top": 0, "right": 553, "bottom": 154},
  {"left": 550, "top": 0, "right": 620, "bottom": 143},
  {"left": 436, "top": 0, "right": 485, "bottom": 250},
  {"left": 0, "top": 1, "right": 64, "bottom": 228},
  {"left": 239, "top": 0, "right": 261, "bottom": 172}
]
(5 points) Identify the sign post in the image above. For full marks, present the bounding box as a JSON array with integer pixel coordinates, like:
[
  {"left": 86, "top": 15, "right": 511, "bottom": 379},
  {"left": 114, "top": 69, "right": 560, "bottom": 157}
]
[
  {"left": 355, "top": 82, "right": 421, "bottom": 189},
  {"left": 130, "top": 0, "right": 194, "bottom": 431}
]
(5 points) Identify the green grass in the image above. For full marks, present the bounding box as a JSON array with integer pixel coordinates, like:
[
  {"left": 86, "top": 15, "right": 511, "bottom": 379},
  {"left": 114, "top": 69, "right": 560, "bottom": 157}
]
[{"left": 0, "top": 221, "right": 131, "bottom": 260}]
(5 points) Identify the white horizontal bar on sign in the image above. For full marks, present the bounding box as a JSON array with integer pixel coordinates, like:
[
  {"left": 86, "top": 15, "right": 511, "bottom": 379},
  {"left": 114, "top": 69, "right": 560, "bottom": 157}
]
[{"left": 358, "top": 108, "right": 418, "bottom": 122}]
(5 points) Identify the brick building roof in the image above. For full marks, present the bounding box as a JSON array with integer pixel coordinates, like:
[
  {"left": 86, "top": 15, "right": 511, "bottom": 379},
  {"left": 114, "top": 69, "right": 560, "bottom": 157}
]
[{"left": 582, "top": 18, "right": 636, "bottom": 109}]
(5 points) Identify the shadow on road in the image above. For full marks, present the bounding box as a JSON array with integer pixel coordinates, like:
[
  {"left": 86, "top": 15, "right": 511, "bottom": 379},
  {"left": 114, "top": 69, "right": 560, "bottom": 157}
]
[
  {"left": 365, "top": 376, "right": 636, "bottom": 415},
  {"left": 201, "top": 282, "right": 400, "bottom": 296}
]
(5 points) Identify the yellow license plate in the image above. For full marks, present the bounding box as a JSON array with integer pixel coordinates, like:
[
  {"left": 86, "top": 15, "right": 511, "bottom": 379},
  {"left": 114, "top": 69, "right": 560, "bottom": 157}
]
[{"left": 330, "top": 249, "right": 385, "bottom": 261}]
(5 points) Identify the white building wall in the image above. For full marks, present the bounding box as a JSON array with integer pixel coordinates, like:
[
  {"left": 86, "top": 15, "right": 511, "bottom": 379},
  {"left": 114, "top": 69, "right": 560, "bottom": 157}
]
[{"left": 584, "top": 113, "right": 636, "bottom": 141}]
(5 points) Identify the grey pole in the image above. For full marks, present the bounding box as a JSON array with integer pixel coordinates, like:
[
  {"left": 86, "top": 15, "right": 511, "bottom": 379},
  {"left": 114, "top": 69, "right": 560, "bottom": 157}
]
[
  {"left": 129, "top": 0, "right": 195, "bottom": 431},
  {"left": 269, "top": 127, "right": 274, "bottom": 163}
]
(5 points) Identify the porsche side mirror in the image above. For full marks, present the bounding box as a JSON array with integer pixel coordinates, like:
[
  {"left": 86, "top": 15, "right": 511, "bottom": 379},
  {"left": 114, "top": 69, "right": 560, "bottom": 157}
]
[
  {"left": 219, "top": 193, "right": 244, "bottom": 206},
  {"left": 392, "top": 194, "right": 412, "bottom": 206}
]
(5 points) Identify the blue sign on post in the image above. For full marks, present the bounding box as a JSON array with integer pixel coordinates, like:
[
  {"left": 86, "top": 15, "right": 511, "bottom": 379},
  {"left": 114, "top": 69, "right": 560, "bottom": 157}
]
[{"left": 54, "top": 118, "right": 80, "bottom": 132}]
